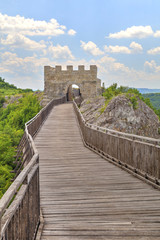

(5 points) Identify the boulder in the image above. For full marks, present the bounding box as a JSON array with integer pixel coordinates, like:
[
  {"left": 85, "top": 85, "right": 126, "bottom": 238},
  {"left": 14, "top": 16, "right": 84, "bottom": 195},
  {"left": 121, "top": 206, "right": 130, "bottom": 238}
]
[{"left": 80, "top": 95, "right": 160, "bottom": 139}]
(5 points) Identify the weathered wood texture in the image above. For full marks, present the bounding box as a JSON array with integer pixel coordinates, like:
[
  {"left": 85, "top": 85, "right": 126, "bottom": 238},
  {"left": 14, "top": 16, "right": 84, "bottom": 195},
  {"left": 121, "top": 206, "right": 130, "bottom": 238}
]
[
  {"left": 35, "top": 103, "right": 160, "bottom": 240},
  {"left": 73, "top": 101, "right": 160, "bottom": 182},
  {"left": 0, "top": 154, "right": 40, "bottom": 240},
  {"left": 0, "top": 96, "right": 66, "bottom": 240}
]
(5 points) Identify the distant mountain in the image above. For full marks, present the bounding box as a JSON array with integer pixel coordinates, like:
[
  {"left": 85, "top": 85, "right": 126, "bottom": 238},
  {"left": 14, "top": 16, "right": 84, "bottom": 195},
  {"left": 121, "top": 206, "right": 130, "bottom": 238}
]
[{"left": 137, "top": 88, "right": 160, "bottom": 94}]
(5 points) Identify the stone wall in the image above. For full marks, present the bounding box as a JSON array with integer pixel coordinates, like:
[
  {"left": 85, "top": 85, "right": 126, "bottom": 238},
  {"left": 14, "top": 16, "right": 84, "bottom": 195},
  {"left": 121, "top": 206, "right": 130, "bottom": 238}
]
[{"left": 43, "top": 65, "right": 101, "bottom": 105}]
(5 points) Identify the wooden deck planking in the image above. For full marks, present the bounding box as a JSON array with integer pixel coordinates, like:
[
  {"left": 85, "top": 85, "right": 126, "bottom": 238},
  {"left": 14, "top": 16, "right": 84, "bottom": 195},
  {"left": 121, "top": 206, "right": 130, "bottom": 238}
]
[{"left": 35, "top": 103, "right": 160, "bottom": 240}]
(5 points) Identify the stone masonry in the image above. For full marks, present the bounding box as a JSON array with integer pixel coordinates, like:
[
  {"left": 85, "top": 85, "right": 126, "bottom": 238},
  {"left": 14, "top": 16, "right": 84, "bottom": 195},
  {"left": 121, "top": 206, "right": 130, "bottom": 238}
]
[{"left": 43, "top": 65, "right": 101, "bottom": 105}]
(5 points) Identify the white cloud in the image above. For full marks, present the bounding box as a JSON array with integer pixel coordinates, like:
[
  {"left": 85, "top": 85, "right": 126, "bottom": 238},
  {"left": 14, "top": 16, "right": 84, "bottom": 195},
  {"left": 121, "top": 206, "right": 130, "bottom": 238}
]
[
  {"left": 129, "top": 41, "right": 143, "bottom": 53},
  {"left": 0, "top": 66, "right": 11, "bottom": 73},
  {"left": 0, "top": 13, "right": 66, "bottom": 36},
  {"left": 68, "top": 29, "right": 76, "bottom": 36},
  {"left": 1, "top": 34, "right": 46, "bottom": 51},
  {"left": 0, "top": 52, "right": 50, "bottom": 77},
  {"left": 154, "top": 31, "right": 160, "bottom": 38},
  {"left": 144, "top": 60, "right": 156, "bottom": 71},
  {"left": 107, "top": 26, "right": 153, "bottom": 39},
  {"left": 97, "top": 56, "right": 130, "bottom": 74},
  {"left": 1, "top": 52, "right": 23, "bottom": 67},
  {"left": 104, "top": 42, "right": 143, "bottom": 54},
  {"left": 48, "top": 44, "right": 75, "bottom": 59},
  {"left": 80, "top": 41, "right": 104, "bottom": 56},
  {"left": 104, "top": 45, "right": 131, "bottom": 54},
  {"left": 147, "top": 46, "right": 160, "bottom": 55},
  {"left": 96, "top": 57, "right": 160, "bottom": 88},
  {"left": 144, "top": 60, "right": 160, "bottom": 72}
]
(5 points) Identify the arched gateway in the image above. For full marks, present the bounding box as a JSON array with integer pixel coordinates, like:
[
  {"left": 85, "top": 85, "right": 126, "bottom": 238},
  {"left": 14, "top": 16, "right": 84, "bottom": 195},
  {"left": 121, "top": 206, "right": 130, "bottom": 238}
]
[{"left": 43, "top": 65, "right": 101, "bottom": 105}]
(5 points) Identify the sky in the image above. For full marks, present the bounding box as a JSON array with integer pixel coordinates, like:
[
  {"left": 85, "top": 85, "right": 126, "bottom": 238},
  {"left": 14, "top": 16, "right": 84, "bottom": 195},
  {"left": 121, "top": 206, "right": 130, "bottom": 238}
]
[{"left": 0, "top": 0, "right": 160, "bottom": 90}]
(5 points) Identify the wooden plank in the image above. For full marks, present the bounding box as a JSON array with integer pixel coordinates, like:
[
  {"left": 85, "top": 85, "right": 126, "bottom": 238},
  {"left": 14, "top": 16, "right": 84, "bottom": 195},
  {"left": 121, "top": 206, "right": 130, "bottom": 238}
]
[{"left": 34, "top": 103, "right": 160, "bottom": 239}]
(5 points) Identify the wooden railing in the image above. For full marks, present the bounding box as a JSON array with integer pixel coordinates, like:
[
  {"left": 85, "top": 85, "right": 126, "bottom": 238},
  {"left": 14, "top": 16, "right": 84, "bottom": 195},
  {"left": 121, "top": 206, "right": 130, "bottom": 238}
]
[
  {"left": 73, "top": 100, "right": 160, "bottom": 186},
  {"left": 0, "top": 96, "right": 66, "bottom": 240}
]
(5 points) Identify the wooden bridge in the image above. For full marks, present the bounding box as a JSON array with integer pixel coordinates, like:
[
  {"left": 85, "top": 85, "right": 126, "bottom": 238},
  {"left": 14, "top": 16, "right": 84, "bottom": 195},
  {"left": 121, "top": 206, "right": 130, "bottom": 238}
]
[{"left": 0, "top": 97, "right": 160, "bottom": 239}]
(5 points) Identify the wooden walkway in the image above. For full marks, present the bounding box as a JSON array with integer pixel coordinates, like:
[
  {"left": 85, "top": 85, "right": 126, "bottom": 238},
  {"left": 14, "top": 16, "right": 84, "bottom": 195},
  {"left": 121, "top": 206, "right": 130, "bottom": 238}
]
[{"left": 35, "top": 103, "right": 160, "bottom": 240}]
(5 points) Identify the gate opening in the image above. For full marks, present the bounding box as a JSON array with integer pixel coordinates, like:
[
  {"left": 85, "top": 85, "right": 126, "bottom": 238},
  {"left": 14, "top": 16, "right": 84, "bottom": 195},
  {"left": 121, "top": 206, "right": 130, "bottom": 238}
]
[{"left": 67, "top": 84, "right": 81, "bottom": 101}]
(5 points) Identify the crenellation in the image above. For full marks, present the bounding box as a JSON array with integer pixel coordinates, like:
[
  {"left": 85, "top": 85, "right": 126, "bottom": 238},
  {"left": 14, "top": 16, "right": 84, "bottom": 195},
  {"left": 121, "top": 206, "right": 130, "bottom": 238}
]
[
  {"left": 43, "top": 65, "right": 101, "bottom": 105},
  {"left": 78, "top": 65, "right": 85, "bottom": 71},
  {"left": 55, "top": 65, "right": 62, "bottom": 72},
  {"left": 44, "top": 66, "right": 51, "bottom": 74},
  {"left": 45, "top": 65, "right": 98, "bottom": 75},
  {"left": 90, "top": 65, "right": 97, "bottom": 74},
  {"left": 67, "top": 65, "right": 73, "bottom": 71}
]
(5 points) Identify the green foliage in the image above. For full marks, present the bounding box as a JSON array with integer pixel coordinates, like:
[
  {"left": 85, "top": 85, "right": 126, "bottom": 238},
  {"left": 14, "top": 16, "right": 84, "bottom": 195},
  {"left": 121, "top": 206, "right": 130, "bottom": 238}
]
[
  {"left": 142, "top": 93, "right": 160, "bottom": 110},
  {"left": 0, "top": 78, "right": 42, "bottom": 198},
  {"left": 142, "top": 97, "right": 160, "bottom": 120},
  {"left": 0, "top": 94, "right": 41, "bottom": 129},
  {"left": 0, "top": 96, "right": 5, "bottom": 108},
  {"left": 125, "top": 93, "right": 139, "bottom": 110},
  {"left": 0, "top": 77, "right": 17, "bottom": 89},
  {"left": 129, "top": 96, "right": 138, "bottom": 109},
  {"left": 0, "top": 77, "right": 33, "bottom": 97},
  {"left": 103, "top": 83, "right": 118, "bottom": 99},
  {"left": 102, "top": 83, "right": 140, "bottom": 109},
  {"left": 0, "top": 165, "right": 14, "bottom": 198}
]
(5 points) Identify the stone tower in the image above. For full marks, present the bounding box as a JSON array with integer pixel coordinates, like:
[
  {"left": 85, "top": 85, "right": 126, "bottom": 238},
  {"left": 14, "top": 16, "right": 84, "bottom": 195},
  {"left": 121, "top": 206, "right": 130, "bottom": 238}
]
[{"left": 43, "top": 65, "right": 101, "bottom": 105}]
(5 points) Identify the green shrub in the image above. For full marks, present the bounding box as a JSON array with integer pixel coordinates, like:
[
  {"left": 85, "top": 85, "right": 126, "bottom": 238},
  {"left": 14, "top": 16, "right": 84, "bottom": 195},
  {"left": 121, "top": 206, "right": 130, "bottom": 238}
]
[
  {"left": 0, "top": 96, "right": 5, "bottom": 108},
  {"left": 0, "top": 165, "right": 14, "bottom": 198},
  {"left": 0, "top": 78, "right": 42, "bottom": 198},
  {"left": 129, "top": 96, "right": 138, "bottom": 109}
]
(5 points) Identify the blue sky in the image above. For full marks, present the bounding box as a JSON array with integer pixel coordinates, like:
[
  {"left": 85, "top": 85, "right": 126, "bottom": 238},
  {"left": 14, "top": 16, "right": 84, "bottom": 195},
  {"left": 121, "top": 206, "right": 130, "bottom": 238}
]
[{"left": 0, "top": 0, "right": 160, "bottom": 90}]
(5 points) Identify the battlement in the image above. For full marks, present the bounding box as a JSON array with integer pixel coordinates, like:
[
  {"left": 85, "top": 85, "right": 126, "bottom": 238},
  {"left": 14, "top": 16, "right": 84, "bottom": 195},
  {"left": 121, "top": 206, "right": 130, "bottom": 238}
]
[{"left": 44, "top": 65, "right": 97, "bottom": 74}]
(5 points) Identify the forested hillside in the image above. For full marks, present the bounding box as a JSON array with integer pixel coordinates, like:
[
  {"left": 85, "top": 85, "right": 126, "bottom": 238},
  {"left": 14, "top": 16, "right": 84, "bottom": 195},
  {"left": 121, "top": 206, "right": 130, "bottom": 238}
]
[
  {"left": 0, "top": 77, "right": 42, "bottom": 198},
  {"left": 142, "top": 93, "right": 160, "bottom": 110}
]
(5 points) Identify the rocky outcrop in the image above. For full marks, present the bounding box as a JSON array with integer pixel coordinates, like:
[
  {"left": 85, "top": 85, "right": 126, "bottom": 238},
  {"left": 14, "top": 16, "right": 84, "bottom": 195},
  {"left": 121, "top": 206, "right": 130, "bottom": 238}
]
[{"left": 80, "top": 95, "right": 160, "bottom": 139}]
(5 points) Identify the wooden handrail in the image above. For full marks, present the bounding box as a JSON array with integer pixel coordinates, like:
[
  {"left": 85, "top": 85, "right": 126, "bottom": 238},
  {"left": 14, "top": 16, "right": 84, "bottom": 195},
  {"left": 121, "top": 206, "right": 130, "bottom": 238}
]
[
  {"left": 0, "top": 96, "right": 66, "bottom": 240},
  {"left": 73, "top": 101, "right": 160, "bottom": 145},
  {"left": 73, "top": 100, "right": 160, "bottom": 185}
]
